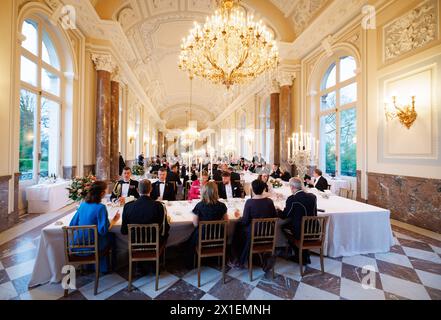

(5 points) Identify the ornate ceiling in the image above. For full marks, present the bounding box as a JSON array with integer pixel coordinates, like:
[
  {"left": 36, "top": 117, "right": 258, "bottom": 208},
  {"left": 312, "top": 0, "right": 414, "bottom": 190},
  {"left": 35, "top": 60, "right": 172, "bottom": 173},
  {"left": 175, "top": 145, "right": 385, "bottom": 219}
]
[{"left": 71, "top": 0, "right": 333, "bottom": 130}]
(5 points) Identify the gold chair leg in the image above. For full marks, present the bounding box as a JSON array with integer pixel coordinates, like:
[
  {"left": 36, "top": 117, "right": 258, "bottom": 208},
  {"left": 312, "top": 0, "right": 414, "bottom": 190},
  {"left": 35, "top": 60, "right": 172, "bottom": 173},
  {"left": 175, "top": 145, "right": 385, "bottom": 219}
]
[
  {"left": 299, "top": 248, "right": 304, "bottom": 277},
  {"left": 222, "top": 253, "right": 226, "bottom": 284},
  {"left": 128, "top": 261, "right": 133, "bottom": 292},
  {"left": 197, "top": 254, "right": 201, "bottom": 288},
  {"left": 64, "top": 288, "right": 68, "bottom": 297},
  {"left": 249, "top": 252, "right": 253, "bottom": 282},
  {"left": 320, "top": 248, "right": 324, "bottom": 274},
  {"left": 155, "top": 259, "right": 159, "bottom": 291},
  {"left": 94, "top": 263, "right": 99, "bottom": 296}
]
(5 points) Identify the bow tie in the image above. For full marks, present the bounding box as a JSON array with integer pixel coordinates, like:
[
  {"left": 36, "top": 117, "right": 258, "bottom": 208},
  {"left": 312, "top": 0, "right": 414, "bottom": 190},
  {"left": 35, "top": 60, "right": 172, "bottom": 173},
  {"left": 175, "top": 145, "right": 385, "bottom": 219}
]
[
  {"left": 122, "top": 181, "right": 130, "bottom": 184},
  {"left": 159, "top": 182, "right": 165, "bottom": 184}
]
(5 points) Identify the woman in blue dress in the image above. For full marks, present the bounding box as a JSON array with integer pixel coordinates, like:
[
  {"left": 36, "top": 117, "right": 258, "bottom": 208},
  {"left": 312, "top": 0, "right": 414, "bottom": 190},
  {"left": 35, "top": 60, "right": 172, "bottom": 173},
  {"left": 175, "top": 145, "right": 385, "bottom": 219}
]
[{"left": 69, "top": 181, "right": 120, "bottom": 273}]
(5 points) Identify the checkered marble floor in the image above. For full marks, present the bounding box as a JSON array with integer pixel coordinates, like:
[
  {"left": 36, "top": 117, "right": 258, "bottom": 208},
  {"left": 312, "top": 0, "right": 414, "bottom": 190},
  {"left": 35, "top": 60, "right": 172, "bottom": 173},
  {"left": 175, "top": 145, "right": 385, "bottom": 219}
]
[{"left": 0, "top": 223, "right": 440, "bottom": 300}]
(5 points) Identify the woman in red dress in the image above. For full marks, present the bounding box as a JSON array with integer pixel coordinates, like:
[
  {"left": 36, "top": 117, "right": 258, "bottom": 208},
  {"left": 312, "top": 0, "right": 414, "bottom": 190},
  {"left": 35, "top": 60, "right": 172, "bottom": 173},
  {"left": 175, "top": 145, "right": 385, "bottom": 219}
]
[{"left": 188, "top": 170, "right": 210, "bottom": 200}]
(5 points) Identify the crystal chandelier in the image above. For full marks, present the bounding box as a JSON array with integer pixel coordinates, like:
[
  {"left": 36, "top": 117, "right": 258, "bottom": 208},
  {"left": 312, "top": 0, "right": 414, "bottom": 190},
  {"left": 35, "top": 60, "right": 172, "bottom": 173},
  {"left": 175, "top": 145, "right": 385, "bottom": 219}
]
[
  {"left": 179, "top": 0, "right": 279, "bottom": 89},
  {"left": 182, "top": 77, "right": 200, "bottom": 146}
]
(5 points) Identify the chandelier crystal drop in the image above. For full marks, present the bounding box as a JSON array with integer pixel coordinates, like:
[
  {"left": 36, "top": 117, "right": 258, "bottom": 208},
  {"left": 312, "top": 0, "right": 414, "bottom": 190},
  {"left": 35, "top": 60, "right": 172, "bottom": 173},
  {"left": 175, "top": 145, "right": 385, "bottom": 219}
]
[{"left": 178, "top": 0, "right": 279, "bottom": 89}]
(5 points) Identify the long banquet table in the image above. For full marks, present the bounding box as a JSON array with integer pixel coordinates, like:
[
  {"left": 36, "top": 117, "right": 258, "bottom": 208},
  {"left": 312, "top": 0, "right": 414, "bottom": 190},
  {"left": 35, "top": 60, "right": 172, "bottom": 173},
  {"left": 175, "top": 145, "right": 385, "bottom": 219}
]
[{"left": 29, "top": 182, "right": 394, "bottom": 287}]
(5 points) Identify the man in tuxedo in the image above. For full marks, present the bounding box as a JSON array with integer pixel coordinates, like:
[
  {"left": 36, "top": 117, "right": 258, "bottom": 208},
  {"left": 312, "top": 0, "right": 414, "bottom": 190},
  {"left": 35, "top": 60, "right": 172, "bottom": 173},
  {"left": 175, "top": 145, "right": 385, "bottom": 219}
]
[
  {"left": 137, "top": 152, "right": 145, "bottom": 167},
  {"left": 111, "top": 167, "right": 140, "bottom": 204},
  {"left": 277, "top": 177, "right": 317, "bottom": 264},
  {"left": 150, "top": 160, "right": 161, "bottom": 174},
  {"left": 121, "top": 179, "right": 170, "bottom": 244},
  {"left": 306, "top": 169, "right": 329, "bottom": 192},
  {"left": 217, "top": 172, "right": 245, "bottom": 200},
  {"left": 212, "top": 164, "right": 222, "bottom": 182},
  {"left": 151, "top": 168, "right": 176, "bottom": 201},
  {"left": 270, "top": 164, "right": 281, "bottom": 179},
  {"left": 167, "top": 164, "right": 182, "bottom": 186},
  {"left": 228, "top": 167, "right": 241, "bottom": 182}
]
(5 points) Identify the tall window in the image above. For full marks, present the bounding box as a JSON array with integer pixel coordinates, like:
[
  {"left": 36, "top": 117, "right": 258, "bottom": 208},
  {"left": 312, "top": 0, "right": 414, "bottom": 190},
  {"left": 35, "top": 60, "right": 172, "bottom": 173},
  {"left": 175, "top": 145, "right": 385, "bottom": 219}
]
[
  {"left": 319, "top": 56, "right": 357, "bottom": 177},
  {"left": 20, "top": 18, "right": 62, "bottom": 181}
]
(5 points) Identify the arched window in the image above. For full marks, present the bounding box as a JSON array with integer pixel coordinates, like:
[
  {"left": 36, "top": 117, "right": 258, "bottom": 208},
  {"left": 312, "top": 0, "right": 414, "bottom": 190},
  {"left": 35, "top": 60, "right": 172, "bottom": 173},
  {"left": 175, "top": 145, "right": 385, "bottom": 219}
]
[
  {"left": 319, "top": 56, "right": 357, "bottom": 177},
  {"left": 19, "top": 17, "right": 63, "bottom": 181}
]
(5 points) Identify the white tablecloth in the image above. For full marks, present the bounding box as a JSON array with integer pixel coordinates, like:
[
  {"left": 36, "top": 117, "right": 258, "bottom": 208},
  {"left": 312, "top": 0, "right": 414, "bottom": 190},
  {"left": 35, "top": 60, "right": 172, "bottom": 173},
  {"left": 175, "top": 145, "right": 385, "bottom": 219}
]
[
  {"left": 26, "top": 181, "right": 71, "bottom": 214},
  {"left": 29, "top": 189, "right": 394, "bottom": 287},
  {"left": 326, "top": 178, "right": 350, "bottom": 195}
]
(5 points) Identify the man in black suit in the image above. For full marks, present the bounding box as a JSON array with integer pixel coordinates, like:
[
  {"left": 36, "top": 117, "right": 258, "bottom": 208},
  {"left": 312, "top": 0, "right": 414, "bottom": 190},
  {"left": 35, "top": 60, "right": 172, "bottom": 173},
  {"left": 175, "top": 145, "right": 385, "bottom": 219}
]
[
  {"left": 270, "top": 164, "right": 281, "bottom": 179},
  {"left": 167, "top": 164, "right": 182, "bottom": 186},
  {"left": 217, "top": 172, "right": 245, "bottom": 199},
  {"left": 121, "top": 179, "right": 170, "bottom": 244},
  {"left": 111, "top": 167, "right": 140, "bottom": 204},
  {"left": 277, "top": 177, "right": 317, "bottom": 264},
  {"left": 306, "top": 169, "right": 329, "bottom": 192},
  {"left": 151, "top": 168, "right": 176, "bottom": 201},
  {"left": 150, "top": 160, "right": 161, "bottom": 174},
  {"left": 212, "top": 164, "right": 222, "bottom": 182},
  {"left": 228, "top": 167, "right": 241, "bottom": 182},
  {"left": 280, "top": 167, "right": 292, "bottom": 182}
]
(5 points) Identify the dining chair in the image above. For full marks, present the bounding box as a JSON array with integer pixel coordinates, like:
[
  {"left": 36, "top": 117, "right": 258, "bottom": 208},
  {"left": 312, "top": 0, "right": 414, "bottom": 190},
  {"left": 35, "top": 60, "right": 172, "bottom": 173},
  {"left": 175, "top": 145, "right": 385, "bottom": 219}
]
[
  {"left": 339, "top": 188, "right": 354, "bottom": 199},
  {"left": 62, "top": 225, "right": 111, "bottom": 296},
  {"left": 249, "top": 218, "right": 278, "bottom": 282},
  {"left": 195, "top": 220, "right": 228, "bottom": 288},
  {"left": 127, "top": 224, "right": 166, "bottom": 292},
  {"left": 293, "top": 216, "right": 329, "bottom": 277}
]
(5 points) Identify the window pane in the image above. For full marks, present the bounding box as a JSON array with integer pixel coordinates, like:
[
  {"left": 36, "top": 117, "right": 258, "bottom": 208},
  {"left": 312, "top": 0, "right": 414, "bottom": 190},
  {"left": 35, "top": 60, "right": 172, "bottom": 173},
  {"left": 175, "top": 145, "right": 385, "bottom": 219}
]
[
  {"left": 40, "top": 98, "right": 60, "bottom": 178},
  {"left": 320, "top": 91, "right": 336, "bottom": 111},
  {"left": 22, "top": 20, "right": 38, "bottom": 56},
  {"left": 21, "top": 56, "right": 38, "bottom": 86},
  {"left": 321, "top": 63, "right": 336, "bottom": 90},
  {"left": 42, "top": 29, "right": 60, "bottom": 70},
  {"left": 340, "top": 108, "right": 357, "bottom": 177},
  {"left": 42, "top": 68, "right": 60, "bottom": 96},
  {"left": 320, "top": 113, "right": 337, "bottom": 177},
  {"left": 340, "top": 56, "right": 356, "bottom": 82},
  {"left": 19, "top": 90, "right": 36, "bottom": 181},
  {"left": 340, "top": 83, "right": 357, "bottom": 106}
]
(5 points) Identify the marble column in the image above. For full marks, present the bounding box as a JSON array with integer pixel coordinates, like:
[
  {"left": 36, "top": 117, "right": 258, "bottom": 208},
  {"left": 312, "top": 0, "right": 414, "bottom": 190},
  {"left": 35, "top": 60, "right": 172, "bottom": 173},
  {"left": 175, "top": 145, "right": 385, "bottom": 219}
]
[
  {"left": 278, "top": 72, "right": 295, "bottom": 173},
  {"left": 158, "top": 131, "right": 164, "bottom": 156},
  {"left": 270, "top": 81, "right": 280, "bottom": 165},
  {"left": 92, "top": 54, "right": 115, "bottom": 181},
  {"left": 110, "top": 71, "right": 120, "bottom": 181}
]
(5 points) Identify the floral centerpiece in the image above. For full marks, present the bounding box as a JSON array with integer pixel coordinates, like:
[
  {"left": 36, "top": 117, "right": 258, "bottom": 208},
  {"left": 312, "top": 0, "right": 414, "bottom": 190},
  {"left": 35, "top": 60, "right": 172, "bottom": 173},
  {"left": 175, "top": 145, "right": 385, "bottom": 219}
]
[
  {"left": 269, "top": 179, "right": 283, "bottom": 189},
  {"left": 67, "top": 175, "right": 96, "bottom": 202},
  {"left": 132, "top": 164, "right": 145, "bottom": 176}
]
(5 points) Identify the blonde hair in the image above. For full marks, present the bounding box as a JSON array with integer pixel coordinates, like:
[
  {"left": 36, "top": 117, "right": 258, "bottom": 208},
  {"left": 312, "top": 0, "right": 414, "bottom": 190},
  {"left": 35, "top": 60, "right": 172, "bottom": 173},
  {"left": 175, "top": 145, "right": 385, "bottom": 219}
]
[{"left": 201, "top": 181, "right": 219, "bottom": 205}]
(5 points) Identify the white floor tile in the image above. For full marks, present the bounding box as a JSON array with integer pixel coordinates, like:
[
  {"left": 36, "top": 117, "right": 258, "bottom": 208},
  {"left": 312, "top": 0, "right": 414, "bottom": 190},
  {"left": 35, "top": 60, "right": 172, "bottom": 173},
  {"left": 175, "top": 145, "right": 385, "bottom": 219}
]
[
  {"left": 79, "top": 273, "right": 127, "bottom": 300},
  {"left": 393, "top": 232, "right": 419, "bottom": 242},
  {"left": 247, "top": 287, "right": 283, "bottom": 300},
  {"left": 430, "top": 245, "right": 441, "bottom": 255},
  {"left": 182, "top": 267, "right": 222, "bottom": 292},
  {"left": 375, "top": 252, "right": 412, "bottom": 268},
  {"left": 133, "top": 272, "right": 179, "bottom": 299},
  {"left": 380, "top": 274, "right": 430, "bottom": 300},
  {"left": 5, "top": 259, "right": 35, "bottom": 281},
  {"left": 293, "top": 283, "right": 340, "bottom": 300},
  {"left": 200, "top": 293, "right": 219, "bottom": 300},
  {"left": 307, "top": 256, "right": 342, "bottom": 277},
  {"left": 20, "top": 283, "right": 65, "bottom": 300},
  {"left": 227, "top": 266, "right": 265, "bottom": 286},
  {"left": 340, "top": 278, "right": 385, "bottom": 300},
  {"left": 0, "top": 282, "right": 18, "bottom": 300},
  {"left": 274, "top": 258, "right": 302, "bottom": 282},
  {"left": 342, "top": 255, "right": 378, "bottom": 272},
  {"left": 415, "top": 269, "right": 441, "bottom": 291},
  {"left": 402, "top": 247, "right": 441, "bottom": 264}
]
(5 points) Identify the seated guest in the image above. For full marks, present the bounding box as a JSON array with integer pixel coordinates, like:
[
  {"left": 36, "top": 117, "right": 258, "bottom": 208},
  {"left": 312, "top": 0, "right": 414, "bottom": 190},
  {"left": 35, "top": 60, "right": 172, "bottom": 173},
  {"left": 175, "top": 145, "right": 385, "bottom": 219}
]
[
  {"left": 308, "top": 169, "right": 329, "bottom": 192},
  {"left": 190, "top": 181, "right": 229, "bottom": 246},
  {"left": 150, "top": 160, "right": 161, "bottom": 174},
  {"left": 167, "top": 164, "right": 182, "bottom": 188},
  {"left": 280, "top": 167, "right": 292, "bottom": 182},
  {"left": 137, "top": 152, "right": 145, "bottom": 167},
  {"left": 217, "top": 172, "right": 245, "bottom": 199},
  {"left": 188, "top": 171, "right": 210, "bottom": 200},
  {"left": 111, "top": 167, "right": 140, "bottom": 204},
  {"left": 238, "top": 158, "right": 246, "bottom": 170},
  {"left": 212, "top": 164, "right": 222, "bottom": 182},
  {"left": 257, "top": 173, "right": 271, "bottom": 193},
  {"left": 121, "top": 179, "right": 170, "bottom": 245},
  {"left": 270, "top": 164, "right": 281, "bottom": 179},
  {"left": 151, "top": 168, "right": 176, "bottom": 201},
  {"left": 228, "top": 166, "right": 241, "bottom": 182},
  {"left": 304, "top": 174, "right": 312, "bottom": 187},
  {"left": 248, "top": 160, "right": 257, "bottom": 173},
  {"left": 277, "top": 177, "right": 317, "bottom": 264},
  {"left": 70, "top": 181, "right": 120, "bottom": 273},
  {"left": 229, "top": 180, "right": 278, "bottom": 269}
]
